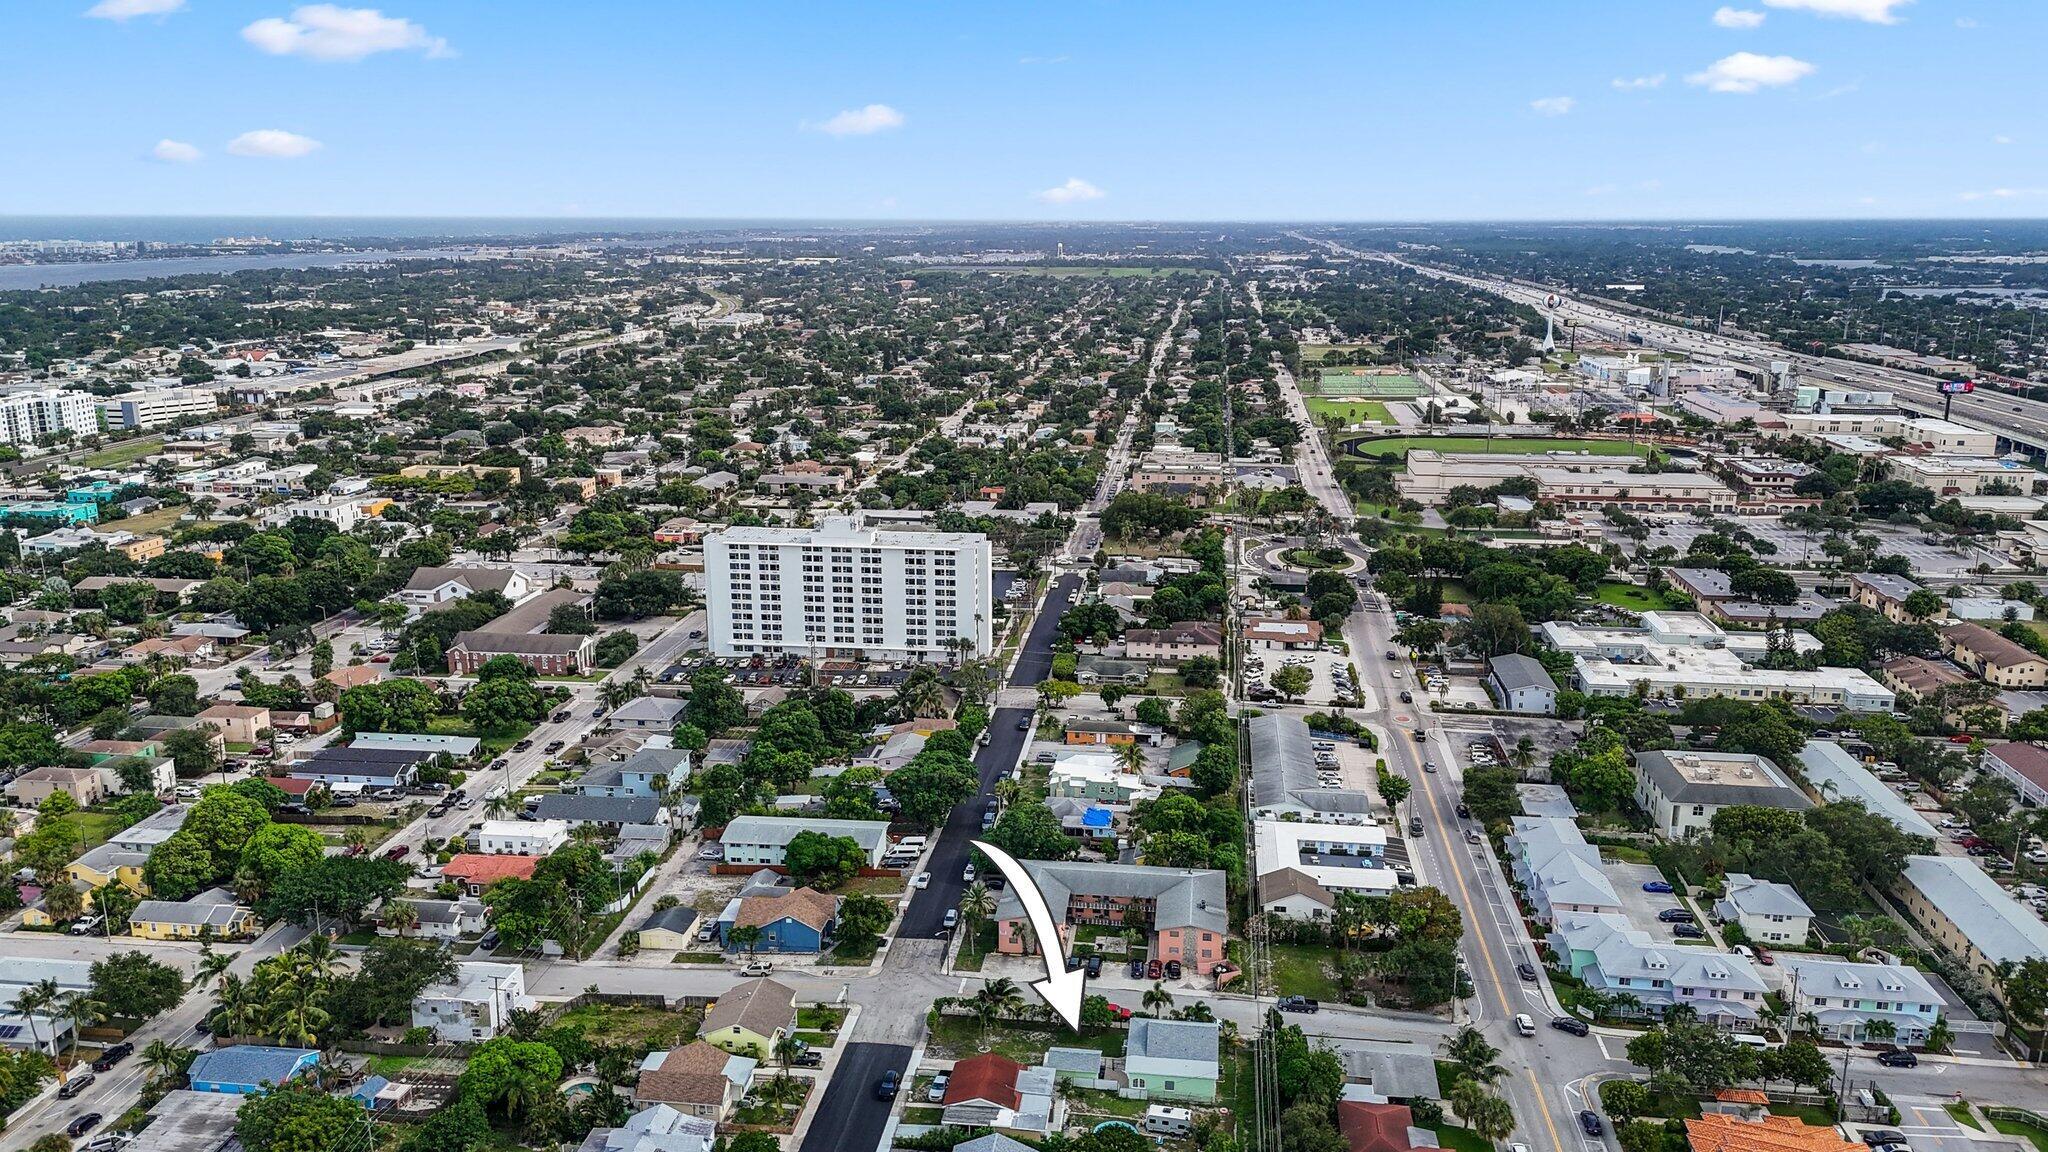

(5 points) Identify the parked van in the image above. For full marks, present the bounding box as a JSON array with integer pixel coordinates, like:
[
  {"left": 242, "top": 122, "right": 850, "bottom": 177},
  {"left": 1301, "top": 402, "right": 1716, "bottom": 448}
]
[
  {"left": 896, "top": 836, "right": 929, "bottom": 854},
  {"left": 1145, "top": 1106, "right": 1194, "bottom": 1138},
  {"left": 1729, "top": 1033, "right": 1773, "bottom": 1050}
]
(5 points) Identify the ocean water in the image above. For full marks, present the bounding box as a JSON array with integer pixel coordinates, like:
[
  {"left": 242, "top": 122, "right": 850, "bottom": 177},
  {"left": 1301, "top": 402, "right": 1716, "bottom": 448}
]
[{"left": 0, "top": 216, "right": 759, "bottom": 244}]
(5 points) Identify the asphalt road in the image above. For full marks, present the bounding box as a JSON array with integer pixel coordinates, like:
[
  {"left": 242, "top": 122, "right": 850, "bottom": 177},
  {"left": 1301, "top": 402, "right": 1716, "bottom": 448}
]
[
  {"left": 1010, "top": 574, "right": 1079, "bottom": 687},
  {"left": 797, "top": 1041, "right": 914, "bottom": 1152}
]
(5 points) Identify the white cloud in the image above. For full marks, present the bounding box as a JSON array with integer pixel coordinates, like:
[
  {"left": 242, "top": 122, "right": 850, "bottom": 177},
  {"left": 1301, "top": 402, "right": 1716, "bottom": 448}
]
[
  {"left": 1530, "top": 96, "right": 1575, "bottom": 116},
  {"left": 1761, "top": 0, "right": 1911, "bottom": 23},
  {"left": 242, "top": 5, "right": 450, "bottom": 61},
  {"left": 1993, "top": 134, "right": 2013, "bottom": 145},
  {"left": 1713, "top": 7, "right": 1767, "bottom": 28},
  {"left": 810, "top": 104, "right": 906, "bottom": 137},
  {"left": 1686, "top": 52, "right": 1816, "bottom": 93},
  {"left": 151, "top": 139, "right": 201, "bottom": 163},
  {"left": 1959, "top": 187, "right": 2045, "bottom": 201},
  {"left": 1612, "top": 74, "right": 1666, "bottom": 90},
  {"left": 1035, "top": 178, "right": 1105, "bottom": 205},
  {"left": 227, "top": 129, "right": 322, "bottom": 158},
  {"left": 85, "top": 0, "right": 184, "bottom": 20}
]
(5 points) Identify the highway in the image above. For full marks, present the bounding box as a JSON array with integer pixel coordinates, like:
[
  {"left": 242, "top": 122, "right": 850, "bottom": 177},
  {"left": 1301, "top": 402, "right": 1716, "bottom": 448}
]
[{"left": 1290, "top": 231, "right": 2048, "bottom": 453}]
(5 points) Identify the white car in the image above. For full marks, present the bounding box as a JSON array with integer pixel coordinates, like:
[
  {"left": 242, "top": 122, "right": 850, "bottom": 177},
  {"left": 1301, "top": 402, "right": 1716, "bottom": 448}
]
[
  {"left": 962, "top": 863, "right": 976, "bottom": 883},
  {"left": 911, "top": 872, "right": 931, "bottom": 889}
]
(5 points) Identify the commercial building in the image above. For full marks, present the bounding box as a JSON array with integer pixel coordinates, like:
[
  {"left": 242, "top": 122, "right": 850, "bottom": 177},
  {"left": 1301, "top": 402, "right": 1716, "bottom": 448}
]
[
  {"left": 1851, "top": 572, "right": 1938, "bottom": 623},
  {"left": 705, "top": 516, "right": 993, "bottom": 663},
  {"left": 1246, "top": 712, "right": 1372, "bottom": 824},
  {"left": 102, "top": 384, "right": 219, "bottom": 430},
  {"left": 1888, "top": 454, "right": 2038, "bottom": 498},
  {"left": 447, "top": 589, "right": 597, "bottom": 676},
  {"left": 1634, "top": 751, "right": 1810, "bottom": 839},
  {"left": 1563, "top": 633, "right": 1891, "bottom": 712},
  {"left": 1396, "top": 449, "right": 1736, "bottom": 512},
  {"left": 0, "top": 388, "right": 101, "bottom": 445},
  {"left": 1896, "top": 854, "right": 2048, "bottom": 997}
]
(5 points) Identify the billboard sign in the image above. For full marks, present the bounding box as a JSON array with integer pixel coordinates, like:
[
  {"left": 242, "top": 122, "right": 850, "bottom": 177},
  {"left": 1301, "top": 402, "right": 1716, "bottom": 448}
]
[{"left": 1939, "top": 378, "right": 1975, "bottom": 395}]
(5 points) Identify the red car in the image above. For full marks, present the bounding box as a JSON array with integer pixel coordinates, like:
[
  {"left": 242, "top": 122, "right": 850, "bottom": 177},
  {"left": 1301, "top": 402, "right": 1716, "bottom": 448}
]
[
  {"left": 1753, "top": 945, "right": 1775, "bottom": 966},
  {"left": 1105, "top": 1003, "right": 1132, "bottom": 1021},
  {"left": 1949, "top": 734, "right": 1975, "bottom": 744},
  {"left": 383, "top": 844, "right": 411, "bottom": 860}
]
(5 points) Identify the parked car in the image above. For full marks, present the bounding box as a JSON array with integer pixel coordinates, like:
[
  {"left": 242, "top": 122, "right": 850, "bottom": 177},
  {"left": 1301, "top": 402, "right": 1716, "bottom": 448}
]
[
  {"left": 1017, "top": 718, "right": 1031, "bottom": 731},
  {"left": 1408, "top": 817, "right": 1424, "bottom": 837},
  {"left": 927, "top": 1072, "right": 950, "bottom": 1102},
  {"left": 1165, "top": 960, "right": 1182, "bottom": 980},
  {"left": 941, "top": 909, "right": 959, "bottom": 933},
  {"left": 793, "top": 1049, "right": 822, "bottom": 1068},
  {"left": 1456, "top": 803, "right": 1472, "bottom": 819},
  {"left": 911, "top": 872, "right": 930, "bottom": 889},
  {"left": 1277, "top": 996, "right": 1320, "bottom": 1013},
  {"left": 1877, "top": 1049, "right": 1918, "bottom": 1068},
  {"left": 1550, "top": 1016, "right": 1590, "bottom": 1037},
  {"left": 1752, "top": 945, "right": 1774, "bottom": 966},
  {"left": 1578, "top": 1111, "right": 1604, "bottom": 1137},
  {"left": 92, "top": 1043, "right": 133, "bottom": 1072},
  {"left": 59, "top": 1072, "right": 96, "bottom": 1099},
  {"left": 1130, "top": 960, "right": 1146, "bottom": 980},
  {"left": 1146, "top": 960, "right": 1162, "bottom": 980},
  {"left": 1086, "top": 954, "right": 1103, "bottom": 977},
  {"left": 478, "top": 929, "right": 500, "bottom": 950},
  {"left": 1657, "top": 908, "right": 1696, "bottom": 923},
  {"left": 1672, "top": 924, "right": 1706, "bottom": 939},
  {"left": 1516, "top": 962, "right": 1538, "bottom": 982},
  {"left": 874, "top": 1071, "right": 899, "bottom": 1101},
  {"left": 1642, "top": 880, "right": 1674, "bottom": 894},
  {"left": 1514, "top": 1014, "right": 1535, "bottom": 1036},
  {"left": 384, "top": 845, "right": 411, "bottom": 861},
  {"left": 68, "top": 1114, "right": 104, "bottom": 1138},
  {"left": 68, "top": 915, "right": 103, "bottom": 937},
  {"left": 961, "top": 863, "right": 976, "bottom": 883},
  {"left": 740, "top": 960, "right": 774, "bottom": 977}
]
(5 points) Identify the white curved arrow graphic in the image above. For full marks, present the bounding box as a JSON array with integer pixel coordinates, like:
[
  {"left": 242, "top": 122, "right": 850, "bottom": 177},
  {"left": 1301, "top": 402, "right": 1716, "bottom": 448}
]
[{"left": 971, "top": 838, "right": 1086, "bottom": 1031}]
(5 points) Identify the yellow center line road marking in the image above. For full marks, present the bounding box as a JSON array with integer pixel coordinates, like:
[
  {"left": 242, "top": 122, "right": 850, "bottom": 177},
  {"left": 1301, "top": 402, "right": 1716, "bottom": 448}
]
[{"left": 1529, "top": 1069, "right": 1571, "bottom": 1152}]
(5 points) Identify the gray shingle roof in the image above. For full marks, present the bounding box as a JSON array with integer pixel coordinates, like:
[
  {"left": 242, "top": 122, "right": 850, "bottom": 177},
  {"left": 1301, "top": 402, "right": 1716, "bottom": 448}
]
[
  {"left": 1247, "top": 712, "right": 1370, "bottom": 815},
  {"left": 1126, "top": 1018, "right": 1219, "bottom": 1069},
  {"left": 1489, "top": 654, "right": 1556, "bottom": 694},
  {"left": 534, "top": 794, "right": 663, "bottom": 824}
]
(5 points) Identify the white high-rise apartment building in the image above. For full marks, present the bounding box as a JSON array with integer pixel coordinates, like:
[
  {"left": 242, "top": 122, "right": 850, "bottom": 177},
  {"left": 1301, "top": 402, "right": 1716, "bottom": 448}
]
[
  {"left": 706, "top": 516, "right": 993, "bottom": 663},
  {"left": 0, "top": 389, "right": 101, "bottom": 446},
  {"left": 101, "top": 383, "right": 219, "bottom": 430}
]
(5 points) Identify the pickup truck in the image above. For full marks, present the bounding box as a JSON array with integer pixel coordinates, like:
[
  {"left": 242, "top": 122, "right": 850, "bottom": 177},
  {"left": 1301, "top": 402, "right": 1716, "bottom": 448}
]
[{"left": 1277, "top": 996, "right": 1320, "bottom": 1013}]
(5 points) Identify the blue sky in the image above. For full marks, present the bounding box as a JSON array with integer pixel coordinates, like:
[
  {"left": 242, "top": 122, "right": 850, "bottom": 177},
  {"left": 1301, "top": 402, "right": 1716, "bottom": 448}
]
[{"left": 2, "top": 0, "right": 2041, "bottom": 220}]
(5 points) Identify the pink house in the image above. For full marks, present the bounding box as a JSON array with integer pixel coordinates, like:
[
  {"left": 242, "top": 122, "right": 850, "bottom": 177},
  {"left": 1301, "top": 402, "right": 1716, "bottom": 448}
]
[{"left": 993, "top": 861, "right": 1229, "bottom": 975}]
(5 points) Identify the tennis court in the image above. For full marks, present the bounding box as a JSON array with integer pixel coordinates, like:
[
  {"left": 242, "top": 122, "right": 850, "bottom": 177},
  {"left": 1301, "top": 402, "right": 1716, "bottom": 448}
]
[{"left": 1308, "top": 370, "right": 1427, "bottom": 398}]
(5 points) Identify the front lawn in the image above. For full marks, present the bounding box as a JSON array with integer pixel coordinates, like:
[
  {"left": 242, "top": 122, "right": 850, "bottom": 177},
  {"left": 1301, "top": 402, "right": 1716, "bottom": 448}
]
[
  {"left": 1434, "top": 1125, "right": 1494, "bottom": 1152},
  {"left": 1992, "top": 1117, "right": 2048, "bottom": 1152},
  {"left": 925, "top": 1013, "right": 1127, "bottom": 1063},
  {"left": 956, "top": 920, "right": 997, "bottom": 973},
  {"left": 1594, "top": 582, "right": 1683, "bottom": 612},
  {"left": 41, "top": 809, "right": 129, "bottom": 857},
  {"left": 796, "top": 1007, "right": 844, "bottom": 1032},
  {"left": 549, "top": 1003, "right": 698, "bottom": 1052}
]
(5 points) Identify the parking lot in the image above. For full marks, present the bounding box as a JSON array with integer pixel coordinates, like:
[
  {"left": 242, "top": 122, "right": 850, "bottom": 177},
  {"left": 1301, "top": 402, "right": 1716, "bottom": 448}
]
[
  {"left": 1244, "top": 646, "right": 1360, "bottom": 708},
  {"left": 1603, "top": 858, "right": 1704, "bottom": 943},
  {"left": 1609, "top": 515, "right": 2008, "bottom": 578}
]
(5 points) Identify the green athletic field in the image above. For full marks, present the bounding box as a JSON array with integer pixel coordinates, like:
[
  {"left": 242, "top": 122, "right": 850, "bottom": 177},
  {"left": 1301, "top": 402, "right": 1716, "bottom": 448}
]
[{"left": 1307, "top": 370, "right": 1426, "bottom": 398}]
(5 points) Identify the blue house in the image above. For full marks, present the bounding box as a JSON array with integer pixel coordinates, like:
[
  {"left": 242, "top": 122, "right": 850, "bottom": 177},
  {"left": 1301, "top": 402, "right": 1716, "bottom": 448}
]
[
  {"left": 67, "top": 483, "right": 121, "bottom": 506},
  {"left": 187, "top": 1045, "right": 321, "bottom": 1094},
  {"left": 716, "top": 886, "right": 837, "bottom": 954}
]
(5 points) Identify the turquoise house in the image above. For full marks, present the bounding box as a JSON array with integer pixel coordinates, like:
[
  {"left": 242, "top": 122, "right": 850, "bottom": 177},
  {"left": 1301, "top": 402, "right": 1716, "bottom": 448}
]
[{"left": 0, "top": 502, "right": 98, "bottom": 525}]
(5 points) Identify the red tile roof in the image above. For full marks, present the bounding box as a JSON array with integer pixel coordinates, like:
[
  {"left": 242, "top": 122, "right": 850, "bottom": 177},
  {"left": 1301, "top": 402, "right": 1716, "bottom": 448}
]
[
  {"left": 444, "top": 854, "right": 542, "bottom": 885},
  {"left": 943, "top": 1053, "right": 1023, "bottom": 1111},
  {"left": 1338, "top": 1102, "right": 1440, "bottom": 1152}
]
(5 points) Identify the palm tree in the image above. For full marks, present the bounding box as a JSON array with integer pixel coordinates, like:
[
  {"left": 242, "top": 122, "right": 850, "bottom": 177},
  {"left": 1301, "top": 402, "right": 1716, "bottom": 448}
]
[
  {"left": 1143, "top": 981, "right": 1175, "bottom": 1019},
  {"left": 899, "top": 676, "right": 948, "bottom": 720},
  {"left": 960, "top": 883, "right": 996, "bottom": 939},
  {"left": 384, "top": 901, "right": 421, "bottom": 939},
  {"left": 1512, "top": 736, "right": 1537, "bottom": 772},
  {"left": 193, "top": 946, "right": 234, "bottom": 993},
  {"left": 730, "top": 925, "right": 765, "bottom": 957},
  {"left": 295, "top": 935, "right": 343, "bottom": 981},
  {"left": 1446, "top": 1025, "right": 1506, "bottom": 1083},
  {"left": 1863, "top": 1018, "right": 1898, "bottom": 1044},
  {"left": 11, "top": 978, "right": 60, "bottom": 1059},
  {"left": 1925, "top": 1018, "right": 1954, "bottom": 1054},
  {"left": 1798, "top": 1010, "right": 1820, "bottom": 1037},
  {"left": 213, "top": 973, "right": 259, "bottom": 1038},
  {"left": 141, "top": 1040, "right": 196, "bottom": 1089},
  {"left": 1114, "top": 740, "right": 1145, "bottom": 776},
  {"left": 54, "top": 989, "right": 106, "bottom": 1071},
  {"left": 262, "top": 978, "right": 330, "bottom": 1049},
  {"left": 970, "top": 978, "right": 1025, "bottom": 1048},
  {"left": 773, "top": 1034, "right": 804, "bottom": 1074}
]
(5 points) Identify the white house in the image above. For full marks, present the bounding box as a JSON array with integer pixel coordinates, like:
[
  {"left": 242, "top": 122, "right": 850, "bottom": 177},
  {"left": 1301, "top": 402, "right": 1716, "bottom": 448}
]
[
  {"left": 717, "top": 816, "right": 891, "bottom": 869},
  {"left": 1775, "top": 956, "right": 1946, "bottom": 1045},
  {"left": 608, "top": 697, "right": 689, "bottom": 732},
  {"left": 411, "top": 961, "right": 528, "bottom": 1042},
  {"left": 478, "top": 819, "right": 570, "bottom": 856},
  {"left": 399, "top": 566, "right": 535, "bottom": 609},
  {"left": 1712, "top": 873, "right": 1813, "bottom": 946},
  {"left": 1633, "top": 751, "right": 1810, "bottom": 840}
]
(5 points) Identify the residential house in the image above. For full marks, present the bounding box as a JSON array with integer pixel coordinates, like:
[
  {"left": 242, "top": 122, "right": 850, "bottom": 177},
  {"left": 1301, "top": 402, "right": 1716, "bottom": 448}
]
[
  {"left": 1487, "top": 654, "right": 1558, "bottom": 715},
  {"left": 1062, "top": 719, "right": 1153, "bottom": 747},
  {"left": 1506, "top": 817, "right": 1622, "bottom": 926},
  {"left": 1685, "top": 1113, "right": 1872, "bottom": 1152},
  {"left": 699, "top": 977, "right": 796, "bottom": 1059},
  {"left": 1774, "top": 956, "right": 1946, "bottom": 1045},
  {"left": 378, "top": 897, "right": 488, "bottom": 941},
  {"left": 716, "top": 886, "right": 839, "bottom": 953},
  {"left": 632, "top": 1041, "right": 755, "bottom": 1120},
  {"left": 0, "top": 959, "right": 93, "bottom": 1054},
  {"left": 288, "top": 746, "right": 424, "bottom": 789},
  {"left": 444, "top": 853, "right": 543, "bottom": 897},
  {"left": 1896, "top": 854, "right": 2048, "bottom": 998},
  {"left": 186, "top": 1046, "right": 320, "bottom": 1094},
  {"left": 411, "top": 961, "right": 528, "bottom": 1042},
  {"left": 8, "top": 766, "right": 110, "bottom": 808},
  {"left": 129, "top": 888, "right": 258, "bottom": 940},
  {"left": 994, "top": 860, "right": 1230, "bottom": 975},
  {"left": 1796, "top": 740, "right": 1940, "bottom": 840},
  {"left": 575, "top": 747, "right": 689, "bottom": 799},
  {"left": 195, "top": 704, "right": 270, "bottom": 746},
  {"left": 638, "top": 906, "right": 700, "bottom": 951},
  {"left": 1124, "top": 1018, "right": 1220, "bottom": 1102},
  {"left": 1712, "top": 874, "right": 1814, "bottom": 946},
  {"left": 1260, "top": 868, "right": 1339, "bottom": 922},
  {"left": 1124, "top": 622, "right": 1224, "bottom": 664},
  {"left": 477, "top": 819, "right": 571, "bottom": 856},
  {"left": 1634, "top": 751, "right": 1810, "bottom": 840},
  {"left": 717, "top": 815, "right": 890, "bottom": 869},
  {"left": 608, "top": 696, "right": 689, "bottom": 731},
  {"left": 1336, "top": 1101, "right": 1447, "bottom": 1152},
  {"left": 532, "top": 794, "right": 669, "bottom": 832},
  {"left": 1246, "top": 712, "right": 1373, "bottom": 824},
  {"left": 66, "top": 803, "right": 188, "bottom": 893},
  {"left": 575, "top": 1105, "right": 715, "bottom": 1152},
  {"left": 1048, "top": 751, "right": 1155, "bottom": 804},
  {"left": 853, "top": 728, "right": 928, "bottom": 773},
  {"left": 1851, "top": 573, "right": 1940, "bottom": 624},
  {"left": 398, "top": 566, "right": 534, "bottom": 609},
  {"left": 1547, "top": 912, "right": 1769, "bottom": 1027},
  {"left": 1940, "top": 623, "right": 2048, "bottom": 689},
  {"left": 940, "top": 1053, "right": 1064, "bottom": 1137}
]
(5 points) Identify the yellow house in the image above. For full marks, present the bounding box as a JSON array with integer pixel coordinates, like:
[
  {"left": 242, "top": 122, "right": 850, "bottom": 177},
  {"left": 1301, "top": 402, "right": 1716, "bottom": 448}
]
[
  {"left": 66, "top": 847, "right": 151, "bottom": 895},
  {"left": 700, "top": 977, "right": 795, "bottom": 1060},
  {"left": 129, "top": 889, "right": 258, "bottom": 940}
]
